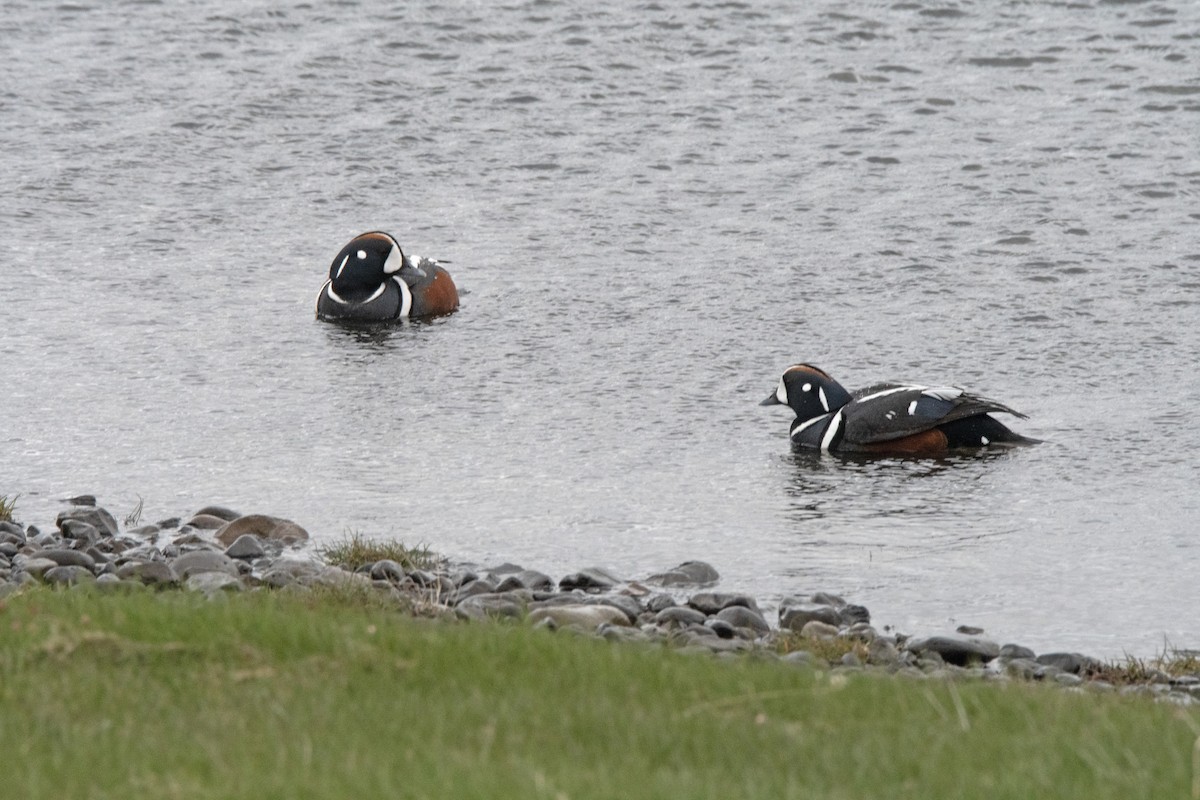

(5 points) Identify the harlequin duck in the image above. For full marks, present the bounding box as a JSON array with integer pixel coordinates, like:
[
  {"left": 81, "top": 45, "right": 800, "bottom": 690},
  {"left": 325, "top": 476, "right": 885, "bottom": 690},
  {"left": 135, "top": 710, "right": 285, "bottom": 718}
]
[
  {"left": 761, "top": 364, "right": 1038, "bottom": 455},
  {"left": 316, "top": 231, "right": 459, "bottom": 321}
]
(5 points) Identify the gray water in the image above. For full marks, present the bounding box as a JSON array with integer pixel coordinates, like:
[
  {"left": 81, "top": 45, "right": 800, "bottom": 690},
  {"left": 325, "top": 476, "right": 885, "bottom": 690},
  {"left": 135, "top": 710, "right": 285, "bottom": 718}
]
[{"left": 3, "top": 0, "right": 1199, "bottom": 657}]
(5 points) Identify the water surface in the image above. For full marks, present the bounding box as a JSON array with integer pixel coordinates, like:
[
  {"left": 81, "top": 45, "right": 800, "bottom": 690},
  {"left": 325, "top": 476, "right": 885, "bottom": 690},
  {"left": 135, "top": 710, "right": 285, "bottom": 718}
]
[{"left": 3, "top": 0, "right": 1200, "bottom": 656}]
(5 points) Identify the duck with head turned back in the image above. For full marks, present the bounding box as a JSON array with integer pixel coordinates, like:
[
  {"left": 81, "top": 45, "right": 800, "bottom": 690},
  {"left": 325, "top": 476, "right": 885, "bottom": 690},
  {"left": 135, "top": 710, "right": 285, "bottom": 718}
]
[
  {"left": 761, "top": 363, "right": 1039, "bottom": 455},
  {"left": 316, "top": 231, "right": 459, "bottom": 322}
]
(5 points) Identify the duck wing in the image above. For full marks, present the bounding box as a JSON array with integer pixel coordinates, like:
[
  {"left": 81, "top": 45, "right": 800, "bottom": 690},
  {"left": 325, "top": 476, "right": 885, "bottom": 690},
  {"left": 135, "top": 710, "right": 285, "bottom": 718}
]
[{"left": 842, "top": 385, "right": 1027, "bottom": 444}]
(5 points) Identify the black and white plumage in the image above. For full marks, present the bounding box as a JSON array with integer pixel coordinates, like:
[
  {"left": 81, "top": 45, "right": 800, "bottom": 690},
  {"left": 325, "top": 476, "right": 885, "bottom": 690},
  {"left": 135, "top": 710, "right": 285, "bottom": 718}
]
[
  {"left": 760, "top": 364, "right": 1038, "bottom": 455},
  {"left": 316, "top": 231, "right": 459, "bottom": 322}
]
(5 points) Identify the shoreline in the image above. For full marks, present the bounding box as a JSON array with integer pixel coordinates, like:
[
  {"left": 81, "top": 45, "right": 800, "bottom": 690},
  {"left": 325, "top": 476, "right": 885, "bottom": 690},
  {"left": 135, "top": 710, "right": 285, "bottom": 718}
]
[{"left": 2, "top": 495, "right": 1197, "bottom": 703}]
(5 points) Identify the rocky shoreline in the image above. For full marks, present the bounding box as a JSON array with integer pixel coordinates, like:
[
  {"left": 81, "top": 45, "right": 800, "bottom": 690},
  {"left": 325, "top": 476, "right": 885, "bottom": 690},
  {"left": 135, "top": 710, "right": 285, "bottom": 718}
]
[{"left": 2, "top": 496, "right": 1197, "bottom": 705}]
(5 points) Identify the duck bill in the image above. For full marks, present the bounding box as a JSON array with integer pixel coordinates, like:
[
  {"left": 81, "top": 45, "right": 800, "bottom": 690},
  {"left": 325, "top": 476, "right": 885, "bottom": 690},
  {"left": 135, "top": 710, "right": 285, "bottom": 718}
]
[{"left": 759, "top": 393, "right": 782, "bottom": 406}]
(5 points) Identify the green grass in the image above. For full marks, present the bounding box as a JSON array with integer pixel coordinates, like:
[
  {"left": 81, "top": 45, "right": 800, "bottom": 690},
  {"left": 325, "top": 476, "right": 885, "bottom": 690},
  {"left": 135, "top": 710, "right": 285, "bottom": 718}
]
[
  {"left": 316, "top": 531, "right": 440, "bottom": 572},
  {"left": 0, "top": 493, "right": 17, "bottom": 522},
  {"left": 0, "top": 587, "right": 1196, "bottom": 800}
]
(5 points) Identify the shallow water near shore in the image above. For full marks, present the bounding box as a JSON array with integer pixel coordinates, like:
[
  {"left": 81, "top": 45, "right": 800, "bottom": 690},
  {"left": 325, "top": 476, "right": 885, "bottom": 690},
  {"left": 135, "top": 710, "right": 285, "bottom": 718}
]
[{"left": 3, "top": 0, "right": 1200, "bottom": 658}]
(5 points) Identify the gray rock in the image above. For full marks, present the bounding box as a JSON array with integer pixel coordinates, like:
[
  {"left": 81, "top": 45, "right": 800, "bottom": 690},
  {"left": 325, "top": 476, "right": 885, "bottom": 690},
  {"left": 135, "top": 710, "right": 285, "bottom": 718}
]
[
  {"left": 715, "top": 605, "right": 770, "bottom": 634},
  {"left": 528, "top": 605, "right": 630, "bottom": 630},
  {"left": 1036, "top": 652, "right": 1102, "bottom": 675},
  {"left": 224, "top": 534, "right": 266, "bottom": 560},
  {"left": 39, "top": 549, "right": 97, "bottom": 571},
  {"left": 60, "top": 519, "right": 100, "bottom": 545},
  {"left": 259, "top": 559, "right": 322, "bottom": 587},
  {"left": 450, "top": 578, "right": 498, "bottom": 604},
  {"left": 782, "top": 650, "right": 815, "bottom": 667},
  {"left": 705, "top": 619, "right": 737, "bottom": 639},
  {"left": 867, "top": 637, "right": 904, "bottom": 666},
  {"left": 185, "top": 572, "right": 244, "bottom": 594},
  {"left": 500, "top": 569, "right": 554, "bottom": 591},
  {"left": 645, "top": 594, "right": 677, "bottom": 613},
  {"left": 779, "top": 602, "right": 842, "bottom": 632},
  {"left": 655, "top": 606, "right": 707, "bottom": 628},
  {"left": 455, "top": 592, "right": 527, "bottom": 621},
  {"left": 184, "top": 514, "right": 228, "bottom": 530},
  {"left": 558, "top": 567, "right": 621, "bottom": 591},
  {"left": 906, "top": 634, "right": 1000, "bottom": 666},
  {"left": 799, "top": 620, "right": 840, "bottom": 640},
  {"left": 369, "top": 559, "right": 407, "bottom": 582},
  {"left": 126, "top": 524, "right": 161, "bottom": 537},
  {"left": 14, "top": 556, "right": 58, "bottom": 580},
  {"left": 193, "top": 505, "right": 242, "bottom": 522},
  {"left": 688, "top": 592, "right": 760, "bottom": 615},
  {"left": 56, "top": 506, "right": 119, "bottom": 537},
  {"left": 115, "top": 560, "right": 177, "bottom": 586},
  {"left": 645, "top": 560, "right": 720, "bottom": 587},
  {"left": 66, "top": 494, "right": 97, "bottom": 506},
  {"left": 44, "top": 565, "right": 97, "bottom": 586},
  {"left": 999, "top": 643, "right": 1036, "bottom": 660},
  {"left": 313, "top": 566, "right": 373, "bottom": 590},
  {"left": 0, "top": 542, "right": 20, "bottom": 559},
  {"left": 214, "top": 515, "right": 309, "bottom": 547},
  {"left": 171, "top": 550, "right": 239, "bottom": 579}
]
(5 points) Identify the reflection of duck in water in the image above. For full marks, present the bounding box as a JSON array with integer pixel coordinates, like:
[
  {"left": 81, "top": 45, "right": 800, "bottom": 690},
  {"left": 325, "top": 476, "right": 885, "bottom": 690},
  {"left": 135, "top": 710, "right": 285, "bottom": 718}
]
[{"left": 761, "top": 364, "right": 1038, "bottom": 456}]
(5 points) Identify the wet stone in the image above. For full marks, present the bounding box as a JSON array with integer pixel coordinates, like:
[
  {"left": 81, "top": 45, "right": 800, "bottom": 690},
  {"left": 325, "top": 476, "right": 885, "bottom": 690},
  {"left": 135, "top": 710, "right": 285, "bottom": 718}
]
[
  {"left": 645, "top": 560, "right": 721, "bottom": 587},
  {"left": 645, "top": 594, "right": 677, "bottom": 613},
  {"left": 779, "top": 601, "right": 842, "bottom": 633},
  {"left": 558, "top": 567, "right": 621, "bottom": 591},
  {"left": 456, "top": 593, "right": 526, "bottom": 621},
  {"left": 115, "top": 560, "right": 177, "bottom": 586},
  {"left": 214, "top": 515, "right": 309, "bottom": 547},
  {"left": 40, "top": 549, "right": 97, "bottom": 571},
  {"left": 705, "top": 619, "right": 737, "bottom": 639},
  {"left": 716, "top": 605, "right": 770, "bottom": 634},
  {"left": 688, "top": 592, "right": 759, "bottom": 615},
  {"left": 369, "top": 559, "right": 407, "bottom": 582},
  {"left": 193, "top": 505, "right": 242, "bottom": 522},
  {"left": 171, "top": 550, "right": 239, "bottom": 579},
  {"left": 56, "top": 506, "right": 119, "bottom": 537},
  {"left": 224, "top": 534, "right": 266, "bottom": 560},
  {"left": 0, "top": 542, "right": 19, "bottom": 558},
  {"left": 655, "top": 606, "right": 707, "bottom": 628},
  {"left": 60, "top": 519, "right": 100, "bottom": 545},
  {"left": 44, "top": 565, "right": 96, "bottom": 586},
  {"left": 66, "top": 494, "right": 97, "bottom": 506},
  {"left": 528, "top": 605, "right": 630, "bottom": 630},
  {"left": 185, "top": 514, "right": 228, "bottom": 530},
  {"left": 15, "top": 556, "right": 57, "bottom": 580},
  {"left": 906, "top": 634, "right": 1001, "bottom": 667},
  {"left": 1036, "top": 652, "right": 1102, "bottom": 675},
  {"left": 800, "top": 620, "right": 840, "bottom": 640},
  {"left": 185, "top": 572, "right": 244, "bottom": 594},
  {"left": 0, "top": 521, "right": 25, "bottom": 539},
  {"left": 999, "top": 643, "right": 1036, "bottom": 660}
]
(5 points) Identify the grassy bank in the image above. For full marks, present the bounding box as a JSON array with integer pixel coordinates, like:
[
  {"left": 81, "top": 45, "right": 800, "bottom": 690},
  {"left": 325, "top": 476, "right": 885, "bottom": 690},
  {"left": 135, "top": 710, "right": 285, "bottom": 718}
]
[{"left": 0, "top": 586, "right": 1195, "bottom": 800}]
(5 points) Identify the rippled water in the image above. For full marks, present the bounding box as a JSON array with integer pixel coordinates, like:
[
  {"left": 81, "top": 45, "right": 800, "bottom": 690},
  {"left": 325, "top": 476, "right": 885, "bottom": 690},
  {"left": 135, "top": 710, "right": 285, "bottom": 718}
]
[{"left": 3, "top": 0, "right": 1199, "bottom": 657}]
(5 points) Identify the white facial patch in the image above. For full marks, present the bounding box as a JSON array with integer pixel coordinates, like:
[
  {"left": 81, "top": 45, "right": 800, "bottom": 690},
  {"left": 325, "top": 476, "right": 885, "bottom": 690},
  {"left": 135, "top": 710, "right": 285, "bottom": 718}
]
[
  {"left": 802, "top": 382, "right": 812, "bottom": 392},
  {"left": 383, "top": 244, "right": 402, "bottom": 274},
  {"left": 981, "top": 436, "right": 990, "bottom": 445},
  {"left": 325, "top": 283, "right": 348, "bottom": 304},
  {"left": 775, "top": 379, "right": 788, "bottom": 405},
  {"left": 818, "top": 386, "right": 829, "bottom": 412},
  {"left": 908, "top": 400, "right": 918, "bottom": 415},
  {"left": 334, "top": 254, "right": 349, "bottom": 279},
  {"left": 357, "top": 249, "right": 367, "bottom": 260}
]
